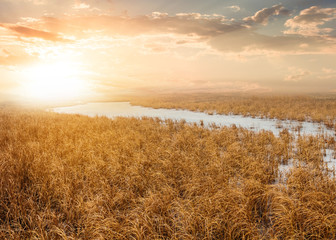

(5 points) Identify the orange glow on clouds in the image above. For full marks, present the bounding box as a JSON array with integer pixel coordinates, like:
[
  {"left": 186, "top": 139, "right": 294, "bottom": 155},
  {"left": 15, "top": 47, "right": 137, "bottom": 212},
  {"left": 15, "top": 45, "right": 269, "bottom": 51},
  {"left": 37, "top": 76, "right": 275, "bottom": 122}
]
[{"left": 0, "top": 1, "right": 336, "bottom": 101}]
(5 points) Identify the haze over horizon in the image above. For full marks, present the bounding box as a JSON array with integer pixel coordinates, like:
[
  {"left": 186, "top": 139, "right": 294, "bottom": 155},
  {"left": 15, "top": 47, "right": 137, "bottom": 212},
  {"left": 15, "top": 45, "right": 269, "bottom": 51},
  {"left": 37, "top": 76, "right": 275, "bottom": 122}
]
[{"left": 0, "top": 0, "right": 336, "bottom": 103}]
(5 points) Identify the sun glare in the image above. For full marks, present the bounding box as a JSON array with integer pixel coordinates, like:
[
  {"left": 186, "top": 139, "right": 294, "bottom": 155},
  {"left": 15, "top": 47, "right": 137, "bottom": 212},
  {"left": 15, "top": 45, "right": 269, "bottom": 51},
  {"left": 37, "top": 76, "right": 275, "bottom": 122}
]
[{"left": 21, "top": 62, "right": 87, "bottom": 103}]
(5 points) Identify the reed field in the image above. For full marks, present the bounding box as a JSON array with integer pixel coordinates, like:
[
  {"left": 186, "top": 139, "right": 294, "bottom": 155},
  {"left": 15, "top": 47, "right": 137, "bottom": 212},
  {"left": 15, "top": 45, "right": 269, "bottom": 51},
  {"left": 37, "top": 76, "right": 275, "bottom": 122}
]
[
  {"left": 1, "top": 105, "right": 336, "bottom": 239},
  {"left": 129, "top": 94, "right": 336, "bottom": 129}
]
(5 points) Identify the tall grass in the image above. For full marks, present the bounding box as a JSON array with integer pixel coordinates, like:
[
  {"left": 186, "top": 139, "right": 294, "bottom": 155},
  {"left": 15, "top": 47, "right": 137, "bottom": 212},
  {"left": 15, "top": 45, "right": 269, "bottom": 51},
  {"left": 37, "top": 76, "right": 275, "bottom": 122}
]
[
  {"left": 0, "top": 106, "right": 335, "bottom": 239},
  {"left": 128, "top": 94, "right": 336, "bottom": 128}
]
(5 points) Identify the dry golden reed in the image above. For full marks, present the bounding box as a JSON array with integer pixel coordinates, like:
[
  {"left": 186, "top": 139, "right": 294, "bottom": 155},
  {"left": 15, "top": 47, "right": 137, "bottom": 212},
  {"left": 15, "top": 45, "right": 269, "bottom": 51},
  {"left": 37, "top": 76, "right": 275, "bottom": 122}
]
[
  {"left": 128, "top": 94, "right": 336, "bottom": 128},
  {"left": 0, "top": 106, "right": 335, "bottom": 239}
]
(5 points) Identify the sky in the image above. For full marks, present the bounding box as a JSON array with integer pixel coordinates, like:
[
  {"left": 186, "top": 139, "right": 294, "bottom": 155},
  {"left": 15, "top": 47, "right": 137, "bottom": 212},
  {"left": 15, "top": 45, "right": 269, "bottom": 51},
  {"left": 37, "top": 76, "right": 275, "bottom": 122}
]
[{"left": 0, "top": 0, "right": 336, "bottom": 102}]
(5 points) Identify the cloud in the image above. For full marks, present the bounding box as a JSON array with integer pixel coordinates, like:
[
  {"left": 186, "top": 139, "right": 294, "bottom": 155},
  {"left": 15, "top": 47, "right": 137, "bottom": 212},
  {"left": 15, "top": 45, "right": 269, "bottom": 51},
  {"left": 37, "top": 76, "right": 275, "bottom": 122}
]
[
  {"left": 35, "top": 10, "right": 272, "bottom": 41},
  {"left": 99, "top": 76, "right": 272, "bottom": 94},
  {"left": 208, "top": 29, "right": 329, "bottom": 54},
  {"left": 0, "top": 23, "right": 70, "bottom": 42},
  {"left": 73, "top": 3, "right": 90, "bottom": 10},
  {"left": 38, "top": 13, "right": 245, "bottom": 38},
  {"left": 318, "top": 67, "right": 336, "bottom": 79},
  {"left": 9, "top": 6, "right": 333, "bottom": 55},
  {"left": 284, "top": 67, "right": 311, "bottom": 82},
  {"left": 0, "top": 51, "right": 38, "bottom": 66},
  {"left": 1, "top": 4, "right": 335, "bottom": 60},
  {"left": 322, "top": 67, "right": 336, "bottom": 74},
  {"left": 243, "top": 4, "right": 291, "bottom": 25},
  {"left": 285, "top": 6, "right": 336, "bottom": 36},
  {"left": 23, "top": 0, "right": 47, "bottom": 5},
  {"left": 228, "top": 6, "right": 240, "bottom": 13},
  {"left": 187, "top": 80, "right": 271, "bottom": 93}
]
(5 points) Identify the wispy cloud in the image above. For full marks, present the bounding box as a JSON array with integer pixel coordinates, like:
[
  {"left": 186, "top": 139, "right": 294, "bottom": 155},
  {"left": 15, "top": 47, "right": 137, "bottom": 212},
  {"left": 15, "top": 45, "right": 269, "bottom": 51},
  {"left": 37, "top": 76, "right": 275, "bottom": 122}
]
[
  {"left": 188, "top": 80, "right": 271, "bottom": 93},
  {"left": 318, "top": 67, "right": 336, "bottom": 79},
  {"left": 1, "top": 23, "right": 71, "bottom": 42},
  {"left": 23, "top": 0, "right": 47, "bottom": 5},
  {"left": 73, "top": 3, "right": 90, "bottom": 10},
  {"left": 0, "top": 48, "right": 38, "bottom": 66},
  {"left": 0, "top": 3, "right": 335, "bottom": 95},
  {"left": 0, "top": 5, "right": 335, "bottom": 57},
  {"left": 284, "top": 67, "right": 311, "bottom": 82},
  {"left": 243, "top": 4, "right": 291, "bottom": 25},
  {"left": 13, "top": 7, "right": 331, "bottom": 55},
  {"left": 228, "top": 6, "right": 240, "bottom": 13},
  {"left": 285, "top": 6, "right": 336, "bottom": 36}
]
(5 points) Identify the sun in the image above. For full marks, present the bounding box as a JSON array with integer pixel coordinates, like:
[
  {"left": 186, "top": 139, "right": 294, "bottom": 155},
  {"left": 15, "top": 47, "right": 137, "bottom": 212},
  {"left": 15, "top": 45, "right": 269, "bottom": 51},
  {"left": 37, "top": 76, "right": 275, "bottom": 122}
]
[{"left": 21, "top": 62, "right": 88, "bottom": 103}]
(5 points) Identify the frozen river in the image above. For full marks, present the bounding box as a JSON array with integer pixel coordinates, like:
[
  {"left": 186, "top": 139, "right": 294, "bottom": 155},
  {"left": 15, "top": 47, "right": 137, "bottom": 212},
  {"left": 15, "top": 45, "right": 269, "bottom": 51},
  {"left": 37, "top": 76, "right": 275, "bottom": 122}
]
[
  {"left": 53, "top": 102, "right": 334, "bottom": 137},
  {"left": 53, "top": 102, "right": 336, "bottom": 170}
]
